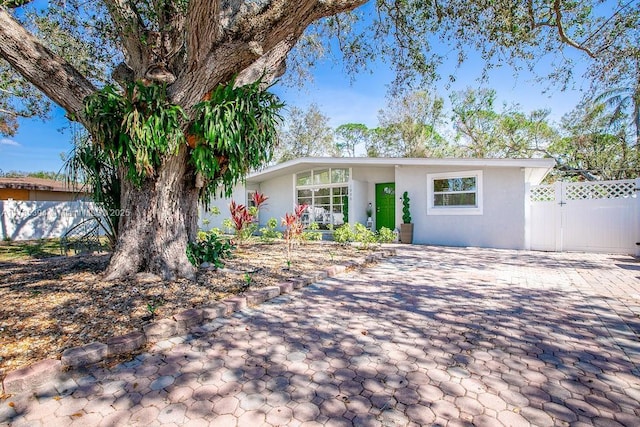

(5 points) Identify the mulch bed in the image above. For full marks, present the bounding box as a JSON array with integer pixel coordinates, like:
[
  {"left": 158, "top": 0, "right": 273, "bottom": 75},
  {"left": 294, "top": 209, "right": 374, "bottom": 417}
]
[{"left": 0, "top": 241, "right": 374, "bottom": 377}]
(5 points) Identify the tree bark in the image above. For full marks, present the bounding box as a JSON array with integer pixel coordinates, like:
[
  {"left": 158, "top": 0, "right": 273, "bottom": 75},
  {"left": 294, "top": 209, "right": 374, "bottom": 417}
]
[{"left": 104, "top": 146, "right": 199, "bottom": 281}]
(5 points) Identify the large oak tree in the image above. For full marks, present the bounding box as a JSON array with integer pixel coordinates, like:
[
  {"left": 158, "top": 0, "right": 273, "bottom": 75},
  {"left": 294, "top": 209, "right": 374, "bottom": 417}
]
[{"left": 0, "top": 0, "right": 636, "bottom": 280}]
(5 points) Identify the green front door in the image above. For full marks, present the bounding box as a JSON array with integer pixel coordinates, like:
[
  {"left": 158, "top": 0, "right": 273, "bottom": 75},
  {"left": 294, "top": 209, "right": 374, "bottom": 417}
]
[{"left": 375, "top": 183, "right": 396, "bottom": 231}]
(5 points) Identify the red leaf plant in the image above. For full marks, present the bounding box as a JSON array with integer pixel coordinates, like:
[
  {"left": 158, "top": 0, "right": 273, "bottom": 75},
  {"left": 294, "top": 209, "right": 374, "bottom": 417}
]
[
  {"left": 229, "top": 191, "right": 269, "bottom": 245},
  {"left": 282, "top": 203, "right": 308, "bottom": 263}
]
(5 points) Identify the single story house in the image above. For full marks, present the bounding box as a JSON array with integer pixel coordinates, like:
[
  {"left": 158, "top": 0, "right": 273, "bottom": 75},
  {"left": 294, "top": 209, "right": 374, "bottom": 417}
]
[
  {"left": 0, "top": 177, "right": 87, "bottom": 201},
  {"left": 201, "top": 157, "right": 555, "bottom": 250}
]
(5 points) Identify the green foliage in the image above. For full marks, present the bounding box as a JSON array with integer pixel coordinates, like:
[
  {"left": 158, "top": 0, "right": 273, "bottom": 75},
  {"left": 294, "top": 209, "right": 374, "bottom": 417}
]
[
  {"left": 186, "top": 231, "right": 235, "bottom": 268},
  {"left": 402, "top": 191, "right": 411, "bottom": 224},
  {"left": 146, "top": 298, "right": 164, "bottom": 317},
  {"left": 353, "top": 223, "right": 377, "bottom": 249},
  {"left": 64, "top": 129, "right": 120, "bottom": 248},
  {"left": 259, "top": 217, "right": 283, "bottom": 243},
  {"left": 333, "top": 223, "right": 392, "bottom": 248},
  {"left": 190, "top": 78, "right": 284, "bottom": 204},
  {"left": 275, "top": 104, "right": 336, "bottom": 163},
  {"left": 335, "top": 123, "right": 369, "bottom": 157},
  {"left": 342, "top": 194, "right": 349, "bottom": 224},
  {"left": 84, "top": 81, "right": 186, "bottom": 185},
  {"left": 377, "top": 227, "right": 395, "bottom": 243},
  {"left": 333, "top": 223, "right": 355, "bottom": 245},
  {"left": 302, "top": 221, "right": 323, "bottom": 241},
  {"left": 221, "top": 218, "right": 235, "bottom": 234},
  {"left": 374, "top": 90, "right": 449, "bottom": 157}
]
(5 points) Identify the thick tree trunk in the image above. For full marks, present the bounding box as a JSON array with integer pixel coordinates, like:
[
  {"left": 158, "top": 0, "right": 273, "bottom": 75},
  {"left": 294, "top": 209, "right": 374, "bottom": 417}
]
[{"left": 104, "top": 146, "right": 199, "bottom": 281}]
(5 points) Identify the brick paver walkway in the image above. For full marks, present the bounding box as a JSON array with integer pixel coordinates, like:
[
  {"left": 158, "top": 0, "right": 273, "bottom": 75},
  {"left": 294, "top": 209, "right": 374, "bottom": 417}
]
[{"left": 2, "top": 246, "right": 640, "bottom": 426}]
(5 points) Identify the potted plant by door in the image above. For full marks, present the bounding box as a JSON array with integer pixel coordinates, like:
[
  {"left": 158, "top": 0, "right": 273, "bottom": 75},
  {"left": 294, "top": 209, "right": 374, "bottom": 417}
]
[{"left": 400, "top": 191, "right": 413, "bottom": 244}]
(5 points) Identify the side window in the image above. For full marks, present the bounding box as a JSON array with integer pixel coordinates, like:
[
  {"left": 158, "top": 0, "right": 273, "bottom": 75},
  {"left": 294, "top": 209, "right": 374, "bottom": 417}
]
[{"left": 427, "top": 171, "right": 483, "bottom": 215}]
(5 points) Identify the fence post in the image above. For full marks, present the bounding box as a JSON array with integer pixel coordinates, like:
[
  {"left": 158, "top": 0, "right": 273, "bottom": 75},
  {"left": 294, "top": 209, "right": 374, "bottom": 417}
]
[
  {"left": 554, "top": 181, "right": 563, "bottom": 252},
  {"left": 524, "top": 182, "right": 531, "bottom": 250}
]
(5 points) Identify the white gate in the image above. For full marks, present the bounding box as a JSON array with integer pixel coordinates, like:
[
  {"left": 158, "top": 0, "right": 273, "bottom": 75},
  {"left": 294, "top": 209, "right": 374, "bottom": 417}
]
[{"left": 529, "top": 179, "right": 640, "bottom": 255}]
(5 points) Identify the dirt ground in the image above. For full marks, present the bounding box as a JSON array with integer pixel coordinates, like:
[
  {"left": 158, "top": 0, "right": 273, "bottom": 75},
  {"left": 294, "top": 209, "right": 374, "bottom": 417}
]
[{"left": 0, "top": 241, "right": 378, "bottom": 377}]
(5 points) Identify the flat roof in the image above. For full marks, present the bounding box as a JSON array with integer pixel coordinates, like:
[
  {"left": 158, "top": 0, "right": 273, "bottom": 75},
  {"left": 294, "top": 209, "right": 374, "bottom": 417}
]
[{"left": 247, "top": 157, "right": 555, "bottom": 185}]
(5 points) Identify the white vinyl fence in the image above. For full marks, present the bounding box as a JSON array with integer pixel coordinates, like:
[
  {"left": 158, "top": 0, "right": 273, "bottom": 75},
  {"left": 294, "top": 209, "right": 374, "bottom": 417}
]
[
  {"left": 528, "top": 179, "right": 640, "bottom": 255},
  {"left": 0, "top": 200, "right": 100, "bottom": 241}
]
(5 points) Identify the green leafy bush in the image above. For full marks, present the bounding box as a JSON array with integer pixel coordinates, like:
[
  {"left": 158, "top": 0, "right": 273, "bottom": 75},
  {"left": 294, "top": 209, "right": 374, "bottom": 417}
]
[
  {"left": 333, "top": 223, "right": 355, "bottom": 244},
  {"left": 303, "top": 221, "right": 323, "bottom": 241},
  {"left": 353, "top": 223, "right": 377, "bottom": 249},
  {"left": 186, "top": 231, "right": 235, "bottom": 268},
  {"left": 259, "top": 217, "right": 283, "bottom": 243},
  {"left": 377, "top": 227, "right": 395, "bottom": 243}
]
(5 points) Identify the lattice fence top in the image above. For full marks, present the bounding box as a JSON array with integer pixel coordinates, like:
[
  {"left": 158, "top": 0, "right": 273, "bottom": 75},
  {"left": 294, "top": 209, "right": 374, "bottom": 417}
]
[
  {"left": 530, "top": 180, "right": 637, "bottom": 202},
  {"left": 565, "top": 180, "right": 636, "bottom": 200},
  {"left": 530, "top": 185, "right": 555, "bottom": 202}
]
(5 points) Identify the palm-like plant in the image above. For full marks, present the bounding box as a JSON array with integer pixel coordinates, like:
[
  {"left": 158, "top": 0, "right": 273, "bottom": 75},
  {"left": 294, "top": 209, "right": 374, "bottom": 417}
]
[
  {"left": 64, "top": 129, "right": 120, "bottom": 249},
  {"left": 594, "top": 69, "right": 640, "bottom": 151}
]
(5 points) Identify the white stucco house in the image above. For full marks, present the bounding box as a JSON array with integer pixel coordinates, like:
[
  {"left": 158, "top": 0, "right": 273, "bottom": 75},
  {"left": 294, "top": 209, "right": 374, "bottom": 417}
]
[{"left": 200, "top": 157, "right": 555, "bottom": 250}]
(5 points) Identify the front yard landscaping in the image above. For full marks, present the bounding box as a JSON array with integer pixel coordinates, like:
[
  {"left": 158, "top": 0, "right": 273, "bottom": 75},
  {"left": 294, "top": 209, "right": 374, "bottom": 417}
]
[{"left": 0, "top": 239, "right": 387, "bottom": 379}]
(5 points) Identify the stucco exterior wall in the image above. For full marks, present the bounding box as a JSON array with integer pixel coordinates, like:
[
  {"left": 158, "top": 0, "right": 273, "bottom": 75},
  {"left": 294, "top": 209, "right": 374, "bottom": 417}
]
[
  {"left": 0, "top": 200, "right": 100, "bottom": 240},
  {"left": 255, "top": 174, "right": 294, "bottom": 226},
  {"left": 395, "top": 165, "right": 526, "bottom": 249}
]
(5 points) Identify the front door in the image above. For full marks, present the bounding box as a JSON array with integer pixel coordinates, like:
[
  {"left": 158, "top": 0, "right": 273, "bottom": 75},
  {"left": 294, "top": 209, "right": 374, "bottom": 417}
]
[{"left": 375, "top": 183, "right": 396, "bottom": 231}]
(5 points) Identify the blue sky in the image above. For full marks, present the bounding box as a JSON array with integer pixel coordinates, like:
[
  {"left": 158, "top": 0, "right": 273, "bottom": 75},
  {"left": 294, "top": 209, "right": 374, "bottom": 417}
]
[{"left": 0, "top": 15, "right": 591, "bottom": 175}]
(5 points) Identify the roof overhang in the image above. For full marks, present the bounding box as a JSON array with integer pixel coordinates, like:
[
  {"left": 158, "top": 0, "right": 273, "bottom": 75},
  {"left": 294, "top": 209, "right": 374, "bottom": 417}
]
[{"left": 246, "top": 157, "right": 555, "bottom": 185}]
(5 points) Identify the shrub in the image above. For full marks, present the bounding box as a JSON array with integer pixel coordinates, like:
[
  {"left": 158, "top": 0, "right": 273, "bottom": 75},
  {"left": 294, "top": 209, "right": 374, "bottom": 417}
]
[
  {"left": 377, "top": 226, "right": 395, "bottom": 243},
  {"left": 186, "top": 231, "right": 236, "bottom": 268},
  {"left": 353, "top": 223, "right": 377, "bottom": 249},
  {"left": 333, "top": 223, "right": 354, "bottom": 244},
  {"left": 229, "top": 191, "right": 269, "bottom": 244},
  {"left": 282, "top": 204, "right": 307, "bottom": 262},
  {"left": 402, "top": 191, "right": 412, "bottom": 224},
  {"left": 259, "top": 217, "right": 283, "bottom": 243},
  {"left": 303, "top": 221, "right": 323, "bottom": 241}
]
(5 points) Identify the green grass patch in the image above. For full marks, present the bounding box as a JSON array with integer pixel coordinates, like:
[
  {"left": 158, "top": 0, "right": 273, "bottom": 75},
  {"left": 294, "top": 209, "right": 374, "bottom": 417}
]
[{"left": 0, "top": 238, "right": 64, "bottom": 261}]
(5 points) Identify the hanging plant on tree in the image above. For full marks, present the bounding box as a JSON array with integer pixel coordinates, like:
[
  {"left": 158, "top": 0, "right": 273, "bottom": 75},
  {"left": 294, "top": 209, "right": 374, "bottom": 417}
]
[{"left": 81, "top": 78, "right": 283, "bottom": 280}]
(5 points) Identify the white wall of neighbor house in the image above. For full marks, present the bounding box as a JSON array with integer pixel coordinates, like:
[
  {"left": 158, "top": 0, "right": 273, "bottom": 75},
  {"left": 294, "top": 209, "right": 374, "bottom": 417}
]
[
  {"left": 394, "top": 165, "right": 527, "bottom": 249},
  {"left": 0, "top": 200, "right": 101, "bottom": 241}
]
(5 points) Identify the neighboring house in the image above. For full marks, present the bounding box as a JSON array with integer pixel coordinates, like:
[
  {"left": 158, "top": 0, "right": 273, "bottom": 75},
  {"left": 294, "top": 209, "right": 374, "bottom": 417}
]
[
  {"left": 0, "top": 177, "right": 87, "bottom": 201},
  {"left": 0, "top": 177, "right": 94, "bottom": 241},
  {"left": 201, "top": 157, "right": 555, "bottom": 250}
]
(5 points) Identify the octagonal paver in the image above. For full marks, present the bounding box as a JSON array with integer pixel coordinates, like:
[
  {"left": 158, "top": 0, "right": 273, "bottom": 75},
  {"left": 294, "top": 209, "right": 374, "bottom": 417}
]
[{"left": 2, "top": 246, "right": 640, "bottom": 426}]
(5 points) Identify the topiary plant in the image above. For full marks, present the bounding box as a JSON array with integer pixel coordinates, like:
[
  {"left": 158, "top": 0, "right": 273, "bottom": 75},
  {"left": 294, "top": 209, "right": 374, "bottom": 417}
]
[{"left": 402, "top": 191, "right": 412, "bottom": 224}]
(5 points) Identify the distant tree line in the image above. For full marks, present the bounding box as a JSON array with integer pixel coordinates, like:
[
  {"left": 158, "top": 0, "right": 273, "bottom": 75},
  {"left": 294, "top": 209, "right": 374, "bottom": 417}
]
[{"left": 275, "top": 85, "right": 640, "bottom": 182}]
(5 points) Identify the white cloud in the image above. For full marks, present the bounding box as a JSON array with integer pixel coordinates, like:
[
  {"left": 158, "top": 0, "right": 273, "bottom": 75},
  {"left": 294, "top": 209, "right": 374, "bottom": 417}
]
[{"left": 0, "top": 138, "right": 20, "bottom": 147}]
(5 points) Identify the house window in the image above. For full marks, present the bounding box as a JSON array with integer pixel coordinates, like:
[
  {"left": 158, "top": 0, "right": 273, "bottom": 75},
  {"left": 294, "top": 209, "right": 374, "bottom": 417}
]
[
  {"left": 296, "top": 168, "right": 350, "bottom": 229},
  {"left": 427, "top": 170, "right": 483, "bottom": 215}
]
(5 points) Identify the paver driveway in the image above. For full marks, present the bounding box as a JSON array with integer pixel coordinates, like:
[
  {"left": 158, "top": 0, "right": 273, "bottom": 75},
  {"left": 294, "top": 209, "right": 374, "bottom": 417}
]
[{"left": 1, "top": 246, "right": 640, "bottom": 426}]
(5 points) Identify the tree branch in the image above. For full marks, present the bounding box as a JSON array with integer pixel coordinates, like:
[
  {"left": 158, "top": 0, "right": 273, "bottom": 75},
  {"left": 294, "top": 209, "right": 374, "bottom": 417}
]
[
  {"left": 551, "top": 0, "right": 595, "bottom": 58},
  {"left": 0, "top": 10, "right": 96, "bottom": 123},
  {"left": 102, "top": 0, "right": 147, "bottom": 73},
  {"left": 235, "top": 35, "right": 297, "bottom": 87},
  {"left": 172, "top": 0, "right": 367, "bottom": 106},
  {"left": 186, "top": 0, "right": 220, "bottom": 70}
]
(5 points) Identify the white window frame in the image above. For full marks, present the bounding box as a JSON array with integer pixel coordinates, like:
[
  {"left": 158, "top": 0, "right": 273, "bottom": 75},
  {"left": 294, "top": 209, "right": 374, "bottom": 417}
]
[
  {"left": 427, "top": 170, "right": 483, "bottom": 216},
  {"left": 294, "top": 168, "right": 351, "bottom": 227}
]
